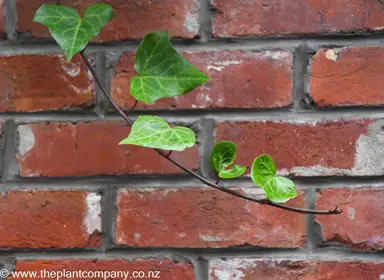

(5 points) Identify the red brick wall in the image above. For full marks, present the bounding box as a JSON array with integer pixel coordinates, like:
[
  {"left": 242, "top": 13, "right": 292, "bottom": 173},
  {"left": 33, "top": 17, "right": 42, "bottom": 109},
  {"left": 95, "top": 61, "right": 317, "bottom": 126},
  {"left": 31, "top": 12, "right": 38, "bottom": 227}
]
[{"left": 0, "top": 0, "right": 383, "bottom": 279}]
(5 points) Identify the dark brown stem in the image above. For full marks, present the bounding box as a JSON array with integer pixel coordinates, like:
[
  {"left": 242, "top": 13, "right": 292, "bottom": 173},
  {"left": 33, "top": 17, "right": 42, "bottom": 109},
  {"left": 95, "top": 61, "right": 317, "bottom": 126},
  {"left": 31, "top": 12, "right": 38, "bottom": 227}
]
[
  {"left": 165, "top": 151, "right": 173, "bottom": 158},
  {"left": 216, "top": 177, "right": 220, "bottom": 184},
  {"left": 80, "top": 52, "right": 133, "bottom": 126},
  {"left": 131, "top": 100, "right": 138, "bottom": 111},
  {"left": 80, "top": 51, "right": 341, "bottom": 215}
]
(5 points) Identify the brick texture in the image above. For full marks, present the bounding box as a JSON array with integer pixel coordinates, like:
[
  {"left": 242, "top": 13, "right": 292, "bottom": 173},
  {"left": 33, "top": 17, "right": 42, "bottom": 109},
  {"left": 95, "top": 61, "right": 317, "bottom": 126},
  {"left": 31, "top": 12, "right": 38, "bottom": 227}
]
[
  {"left": 1, "top": 0, "right": 384, "bottom": 275},
  {"left": 212, "top": 0, "right": 384, "bottom": 38},
  {"left": 311, "top": 47, "right": 384, "bottom": 107},
  {"left": 16, "top": 122, "right": 198, "bottom": 177},
  {"left": 210, "top": 259, "right": 384, "bottom": 280},
  {"left": 16, "top": 0, "right": 199, "bottom": 40},
  {"left": 11, "top": 259, "right": 195, "bottom": 280},
  {"left": 215, "top": 119, "right": 384, "bottom": 176},
  {"left": 316, "top": 188, "right": 384, "bottom": 251},
  {"left": 0, "top": 190, "right": 101, "bottom": 249},
  {"left": 111, "top": 50, "right": 293, "bottom": 110},
  {"left": 116, "top": 188, "right": 306, "bottom": 248},
  {"left": 0, "top": 55, "right": 94, "bottom": 112}
]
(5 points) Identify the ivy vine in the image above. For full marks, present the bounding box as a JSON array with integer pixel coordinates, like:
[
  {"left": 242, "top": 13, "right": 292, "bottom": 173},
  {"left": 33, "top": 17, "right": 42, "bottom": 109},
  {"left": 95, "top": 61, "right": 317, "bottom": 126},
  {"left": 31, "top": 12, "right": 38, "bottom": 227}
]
[{"left": 33, "top": 3, "right": 342, "bottom": 215}]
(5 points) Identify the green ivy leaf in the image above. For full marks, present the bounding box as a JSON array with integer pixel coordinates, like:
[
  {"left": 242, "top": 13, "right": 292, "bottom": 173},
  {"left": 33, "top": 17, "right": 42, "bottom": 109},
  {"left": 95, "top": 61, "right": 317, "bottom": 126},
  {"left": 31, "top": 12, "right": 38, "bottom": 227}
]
[
  {"left": 219, "top": 165, "right": 247, "bottom": 179},
  {"left": 210, "top": 141, "right": 246, "bottom": 179},
  {"left": 251, "top": 154, "right": 297, "bottom": 203},
  {"left": 119, "top": 116, "right": 195, "bottom": 151},
  {"left": 33, "top": 4, "right": 114, "bottom": 61},
  {"left": 210, "top": 141, "right": 236, "bottom": 172},
  {"left": 130, "top": 31, "right": 210, "bottom": 104}
]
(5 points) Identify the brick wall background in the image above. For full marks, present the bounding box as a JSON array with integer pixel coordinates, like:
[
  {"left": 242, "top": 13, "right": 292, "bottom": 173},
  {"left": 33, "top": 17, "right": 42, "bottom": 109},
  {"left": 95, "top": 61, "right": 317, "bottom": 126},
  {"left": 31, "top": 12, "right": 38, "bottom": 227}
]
[{"left": 0, "top": 0, "right": 384, "bottom": 279}]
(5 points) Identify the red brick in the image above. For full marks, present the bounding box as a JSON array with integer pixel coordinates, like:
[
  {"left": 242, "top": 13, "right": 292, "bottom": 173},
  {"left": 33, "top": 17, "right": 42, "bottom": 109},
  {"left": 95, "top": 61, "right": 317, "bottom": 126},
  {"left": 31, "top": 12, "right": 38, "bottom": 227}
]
[
  {"left": 116, "top": 188, "right": 306, "bottom": 248},
  {"left": 112, "top": 50, "right": 293, "bottom": 110},
  {"left": 316, "top": 188, "right": 384, "bottom": 251},
  {"left": 212, "top": 0, "right": 384, "bottom": 37},
  {"left": 215, "top": 119, "right": 384, "bottom": 176},
  {"left": 0, "top": 190, "right": 101, "bottom": 249},
  {"left": 10, "top": 259, "right": 194, "bottom": 280},
  {"left": 311, "top": 47, "right": 384, "bottom": 107},
  {"left": 210, "top": 259, "right": 384, "bottom": 280},
  {"left": 17, "top": 0, "right": 199, "bottom": 41},
  {"left": 0, "top": 55, "right": 94, "bottom": 112},
  {"left": 17, "top": 122, "right": 199, "bottom": 177}
]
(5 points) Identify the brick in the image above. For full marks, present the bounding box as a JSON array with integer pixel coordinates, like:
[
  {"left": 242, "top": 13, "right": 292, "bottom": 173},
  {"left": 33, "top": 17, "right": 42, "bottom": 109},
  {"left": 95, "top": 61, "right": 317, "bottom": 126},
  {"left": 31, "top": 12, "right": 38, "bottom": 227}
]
[
  {"left": 17, "top": 0, "right": 199, "bottom": 40},
  {"left": 316, "top": 188, "right": 384, "bottom": 251},
  {"left": 210, "top": 259, "right": 384, "bottom": 280},
  {"left": 311, "top": 47, "right": 384, "bottom": 107},
  {"left": 0, "top": 55, "right": 94, "bottom": 112},
  {"left": 11, "top": 259, "right": 194, "bottom": 280},
  {"left": 112, "top": 50, "right": 293, "bottom": 110},
  {"left": 215, "top": 119, "right": 384, "bottom": 176},
  {"left": 17, "top": 122, "right": 198, "bottom": 177},
  {"left": 0, "top": 190, "right": 101, "bottom": 249},
  {"left": 212, "top": 0, "right": 384, "bottom": 38},
  {"left": 116, "top": 188, "right": 305, "bottom": 248}
]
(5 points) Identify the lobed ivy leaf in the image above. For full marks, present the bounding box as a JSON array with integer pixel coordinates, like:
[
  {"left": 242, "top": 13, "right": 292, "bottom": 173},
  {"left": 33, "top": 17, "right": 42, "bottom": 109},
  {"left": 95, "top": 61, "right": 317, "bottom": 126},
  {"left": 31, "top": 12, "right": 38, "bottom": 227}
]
[
  {"left": 251, "top": 154, "right": 297, "bottom": 203},
  {"left": 210, "top": 141, "right": 246, "bottom": 179},
  {"left": 33, "top": 4, "right": 114, "bottom": 61},
  {"left": 119, "top": 116, "right": 196, "bottom": 151},
  {"left": 130, "top": 31, "right": 210, "bottom": 104}
]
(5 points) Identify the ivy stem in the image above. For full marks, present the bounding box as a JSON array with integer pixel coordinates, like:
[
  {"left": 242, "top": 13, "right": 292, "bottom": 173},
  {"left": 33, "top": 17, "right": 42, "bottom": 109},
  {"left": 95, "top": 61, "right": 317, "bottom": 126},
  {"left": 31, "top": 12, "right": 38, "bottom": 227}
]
[
  {"left": 131, "top": 100, "right": 138, "bottom": 111},
  {"left": 216, "top": 177, "right": 220, "bottom": 184},
  {"left": 79, "top": 51, "right": 341, "bottom": 215},
  {"left": 165, "top": 151, "right": 173, "bottom": 158},
  {"left": 81, "top": 52, "right": 133, "bottom": 126}
]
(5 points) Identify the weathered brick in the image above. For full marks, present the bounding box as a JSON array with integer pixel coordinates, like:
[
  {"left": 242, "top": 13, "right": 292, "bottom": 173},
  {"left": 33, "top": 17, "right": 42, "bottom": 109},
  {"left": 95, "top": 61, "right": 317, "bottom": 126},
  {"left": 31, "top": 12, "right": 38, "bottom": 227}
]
[
  {"left": 17, "top": 0, "right": 199, "bottom": 40},
  {"left": 212, "top": 0, "right": 384, "bottom": 38},
  {"left": 11, "top": 259, "right": 194, "bottom": 280},
  {"left": 311, "top": 47, "right": 384, "bottom": 107},
  {"left": 210, "top": 259, "right": 384, "bottom": 280},
  {"left": 116, "top": 188, "right": 306, "bottom": 248},
  {"left": 0, "top": 190, "right": 101, "bottom": 249},
  {"left": 316, "top": 188, "right": 384, "bottom": 251},
  {"left": 215, "top": 119, "right": 384, "bottom": 176},
  {"left": 112, "top": 50, "right": 293, "bottom": 110},
  {"left": 0, "top": 55, "right": 94, "bottom": 112},
  {"left": 17, "top": 122, "right": 198, "bottom": 177}
]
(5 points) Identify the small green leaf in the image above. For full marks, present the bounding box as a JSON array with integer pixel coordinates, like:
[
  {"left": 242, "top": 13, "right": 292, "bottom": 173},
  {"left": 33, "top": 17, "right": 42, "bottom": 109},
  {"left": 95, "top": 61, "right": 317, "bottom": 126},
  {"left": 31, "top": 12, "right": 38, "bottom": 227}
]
[
  {"left": 210, "top": 141, "right": 246, "bottom": 179},
  {"left": 219, "top": 165, "right": 247, "bottom": 179},
  {"left": 33, "top": 4, "right": 114, "bottom": 61},
  {"left": 210, "top": 141, "right": 237, "bottom": 172},
  {"left": 130, "top": 31, "right": 210, "bottom": 104},
  {"left": 119, "top": 116, "right": 195, "bottom": 151},
  {"left": 251, "top": 154, "right": 297, "bottom": 203}
]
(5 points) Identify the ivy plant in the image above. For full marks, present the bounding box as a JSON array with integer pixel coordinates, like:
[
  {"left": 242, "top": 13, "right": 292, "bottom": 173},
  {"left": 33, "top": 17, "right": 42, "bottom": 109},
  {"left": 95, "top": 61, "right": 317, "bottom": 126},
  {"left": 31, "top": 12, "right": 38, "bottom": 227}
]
[
  {"left": 34, "top": 3, "right": 114, "bottom": 60},
  {"left": 119, "top": 116, "right": 196, "bottom": 151},
  {"left": 33, "top": 3, "right": 341, "bottom": 215},
  {"left": 130, "top": 31, "right": 210, "bottom": 104},
  {"left": 251, "top": 155, "right": 296, "bottom": 203},
  {"left": 210, "top": 141, "right": 246, "bottom": 179}
]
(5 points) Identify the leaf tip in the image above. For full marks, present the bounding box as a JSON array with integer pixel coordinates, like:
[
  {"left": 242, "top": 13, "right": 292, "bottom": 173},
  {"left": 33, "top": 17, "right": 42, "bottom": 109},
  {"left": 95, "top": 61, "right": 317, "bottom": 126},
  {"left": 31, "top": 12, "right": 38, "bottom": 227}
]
[
  {"left": 64, "top": 52, "right": 75, "bottom": 62},
  {"left": 118, "top": 139, "right": 128, "bottom": 145},
  {"left": 203, "top": 73, "right": 211, "bottom": 82}
]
